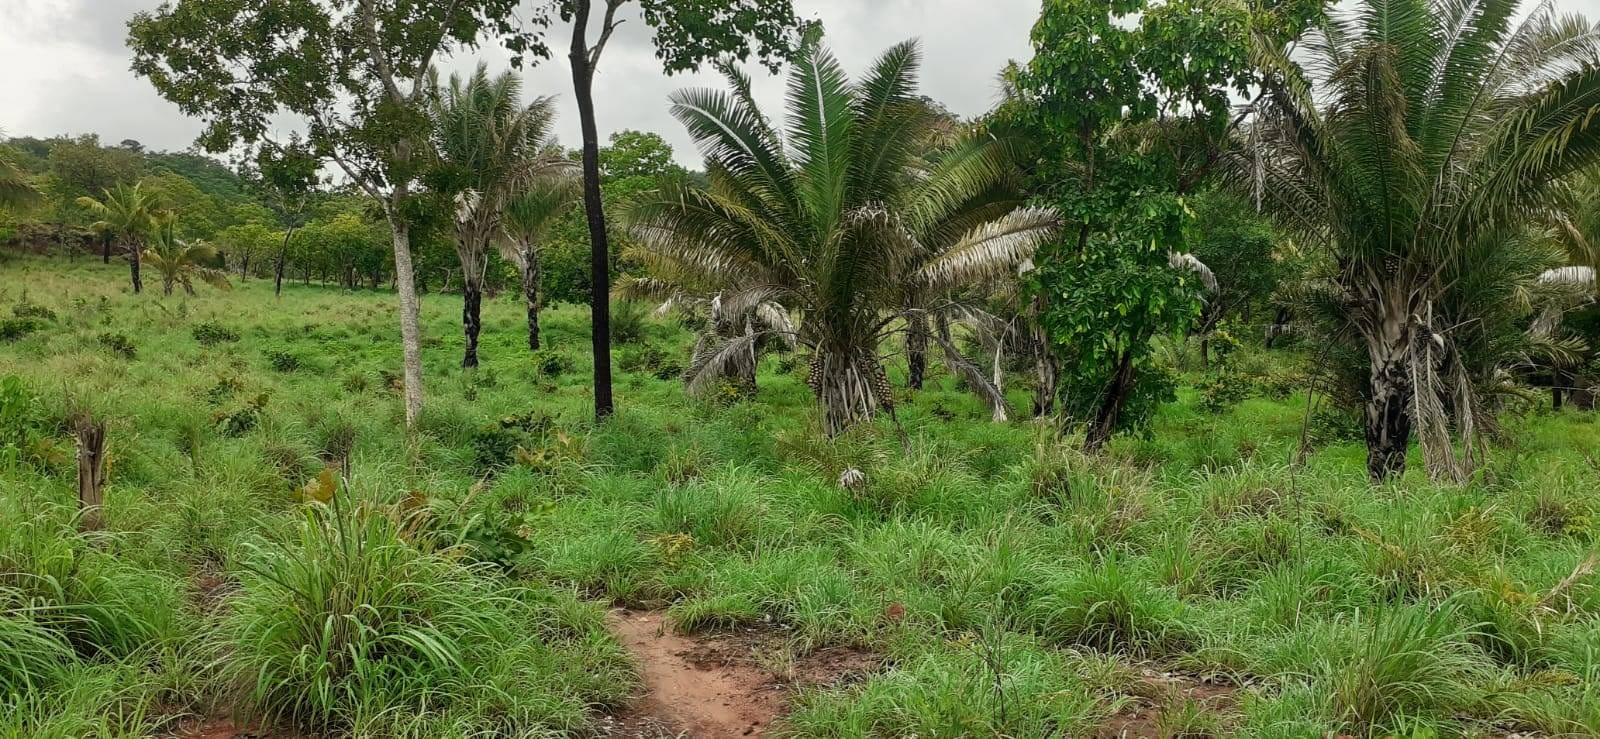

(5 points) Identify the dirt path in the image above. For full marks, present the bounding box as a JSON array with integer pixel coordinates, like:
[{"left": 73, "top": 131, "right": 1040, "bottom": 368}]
[{"left": 604, "top": 609, "right": 877, "bottom": 738}]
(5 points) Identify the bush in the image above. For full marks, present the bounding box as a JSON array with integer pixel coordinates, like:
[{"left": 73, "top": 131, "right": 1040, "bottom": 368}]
[
  {"left": 264, "top": 349, "right": 300, "bottom": 373},
  {"left": 97, "top": 333, "right": 136, "bottom": 359},
  {"left": 1198, "top": 370, "right": 1255, "bottom": 413},
  {"left": 12, "top": 300, "right": 56, "bottom": 322},
  {"left": 618, "top": 343, "right": 683, "bottom": 380},
  {"left": 0, "top": 318, "right": 42, "bottom": 343},
  {"left": 191, "top": 321, "right": 240, "bottom": 346},
  {"left": 609, "top": 300, "right": 649, "bottom": 345},
  {"left": 1308, "top": 405, "right": 1365, "bottom": 446},
  {"left": 470, "top": 424, "right": 522, "bottom": 472},
  {"left": 530, "top": 349, "right": 571, "bottom": 379},
  {"left": 213, "top": 393, "right": 268, "bottom": 437}
]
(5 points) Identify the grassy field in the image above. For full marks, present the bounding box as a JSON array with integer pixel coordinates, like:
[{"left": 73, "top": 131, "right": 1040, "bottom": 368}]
[{"left": 3, "top": 252, "right": 1600, "bottom": 738}]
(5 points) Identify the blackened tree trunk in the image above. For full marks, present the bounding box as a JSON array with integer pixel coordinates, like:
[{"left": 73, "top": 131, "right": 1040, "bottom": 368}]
[
  {"left": 906, "top": 312, "right": 928, "bottom": 390},
  {"left": 570, "top": 0, "right": 614, "bottom": 421},
  {"left": 462, "top": 277, "right": 483, "bottom": 369},
  {"left": 1365, "top": 330, "right": 1413, "bottom": 481},
  {"left": 240, "top": 255, "right": 251, "bottom": 280},
  {"left": 1083, "top": 348, "right": 1134, "bottom": 453},
  {"left": 523, "top": 248, "right": 542, "bottom": 351},
  {"left": 101, "top": 234, "right": 112, "bottom": 264},
  {"left": 274, "top": 227, "right": 293, "bottom": 297}
]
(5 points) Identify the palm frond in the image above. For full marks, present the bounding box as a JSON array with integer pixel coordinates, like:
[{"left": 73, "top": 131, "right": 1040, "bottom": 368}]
[{"left": 918, "top": 207, "right": 1059, "bottom": 290}]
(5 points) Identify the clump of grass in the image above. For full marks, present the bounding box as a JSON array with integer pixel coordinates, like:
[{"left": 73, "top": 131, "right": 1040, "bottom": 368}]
[
  {"left": 263, "top": 348, "right": 300, "bottom": 373},
  {"left": 1329, "top": 603, "right": 1486, "bottom": 735},
  {"left": 220, "top": 497, "right": 632, "bottom": 734},
  {"left": 1023, "top": 555, "right": 1194, "bottom": 657}
]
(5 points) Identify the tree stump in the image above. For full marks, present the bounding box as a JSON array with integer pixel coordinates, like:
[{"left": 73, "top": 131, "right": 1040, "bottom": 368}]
[{"left": 72, "top": 412, "right": 107, "bottom": 531}]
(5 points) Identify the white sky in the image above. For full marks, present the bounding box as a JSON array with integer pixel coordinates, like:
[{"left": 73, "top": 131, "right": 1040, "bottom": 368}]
[
  {"left": 2, "top": 0, "right": 1598, "bottom": 167},
  {"left": 0, "top": 0, "right": 1039, "bottom": 166}
]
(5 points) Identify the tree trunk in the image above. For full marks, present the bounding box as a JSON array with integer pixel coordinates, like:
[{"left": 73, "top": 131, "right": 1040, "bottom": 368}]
[
  {"left": 274, "top": 227, "right": 294, "bottom": 297},
  {"left": 240, "top": 255, "right": 250, "bottom": 281},
  {"left": 810, "top": 349, "right": 888, "bottom": 437},
  {"left": 571, "top": 0, "right": 615, "bottom": 423},
  {"left": 101, "top": 234, "right": 112, "bottom": 264},
  {"left": 906, "top": 312, "right": 928, "bottom": 390},
  {"left": 129, "top": 244, "right": 143, "bottom": 294},
  {"left": 1552, "top": 369, "right": 1565, "bottom": 411},
  {"left": 1083, "top": 348, "right": 1135, "bottom": 453},
  {"left": 462, "top": 277, "right": 483, "bottom": 369},
  {"left": 163, "top": 277, "right": 175, "bottom": 296},
  {"left": 73, "top": 413, "right": 107, "bottom": 532},
  {"left": 1365, "top": 332, "right": 1413, "bottom": 482},
  {"left": 390, "top": 218, "right": 425, "bottom": 428},
  {"left": 1030, "top": 296, "right": 1057, "bottom": 418},
  {"left": 523, "top": 248, "right": 542, "bottom": 351}
]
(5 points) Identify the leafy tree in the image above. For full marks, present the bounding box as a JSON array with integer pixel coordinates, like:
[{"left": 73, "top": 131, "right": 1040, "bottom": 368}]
[
  {"left": 215, "top": 221, "right": 281, "bottom": 279},
  {"left": 1245, "top": 0, "right": 1600, "bottom": 480},
  {"left": 130, "top": 0, "right": 541, "bottom": 428},
  {"left": 1184, "top": 189, "right": 1294, "bottom": 364},
  {"left": 143, "top": 213, "right": 231, "bottom": 296},
  {"left": 141, "top": 172, "right": 224, "bottom": 240},
  {"left": 46, "top": 135, "right": 139, "bottom": 204},
  {"left": 242, "top": 138, "right": 321, "bottom": 297},
  {"left": 599, "top": 130, "right": 685, "bottom": 181},
  {"left": 625, "top": 41, "right": 1056, "bottom": 434},
  {"left": 428, "top": 65, "right": 565, "bottom": 368},
  {"left": 76, "top": 182, "right": 160, "bottom": 293},
  {"left": 1006, "top": 0, "right": 1317, "bottom": 451},
  {"left": 549, "top": 0, "right": 813, "bottom": 422}
]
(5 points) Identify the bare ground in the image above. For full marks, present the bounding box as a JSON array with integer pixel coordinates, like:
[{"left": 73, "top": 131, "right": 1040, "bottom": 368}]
[{"left": 600, "top": 609, "right": 879, "bottom": 738}]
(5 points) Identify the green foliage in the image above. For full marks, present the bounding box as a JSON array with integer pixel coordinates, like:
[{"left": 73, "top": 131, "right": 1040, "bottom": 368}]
[
  {"left": 264, "top": 349, "right": 300, "bottom": 373},
  {"left": 191, "top": 321, "right": 239, "bottom": 346},
  {"left": 96, "top": 332, "right": 135, "bottom": 360},
  {"left": 1198, "top": 370, "right": 1256, "bottom": 413},
  {"left": 0, "top": 318, "right": 42, "bottom": 342},
  {"left": 530, "top": 348, "right": 572, "bottom": 379}
]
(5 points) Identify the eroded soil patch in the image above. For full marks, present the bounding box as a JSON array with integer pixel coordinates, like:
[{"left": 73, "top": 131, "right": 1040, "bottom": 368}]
[
  {"left": 602, "top": 609, "right": 878, "bottom": 738},
  {"left": 1098, "top": 668, "right": 1242, "bottom": 739}
]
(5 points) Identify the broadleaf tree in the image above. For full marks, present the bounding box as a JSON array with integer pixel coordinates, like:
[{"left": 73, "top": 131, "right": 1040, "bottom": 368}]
[
  {"left": 1005, "top": 0, "right": 1321, "bottom": 452},
  {"left": 128, "top": 0, "right": 545, "bottom": 428}
]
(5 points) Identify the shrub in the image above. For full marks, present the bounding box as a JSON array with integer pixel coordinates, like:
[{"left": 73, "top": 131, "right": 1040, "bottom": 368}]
[
  {"left": 11, "top": 301, "right": 56, "bottom": 322},
  {"left": 191, "top": 321, "right": 240, "bottom": 346},
  {"left": 469, "top": 424, "right": 522, "bottom": 472},
  {"left": 1198, "top": 370, "right": 1255, "bottom": 413},
  {"left": 206, "top": 375, "right": 245, "bottom": 405},
  {"left": 1308, "top": 405, "right": 1364, "bottom": 446},
  {"left": 618, "top": 343, "right": 683, "bottom": 380},
  {"left": 213, "top": 393, "right": 268, "bottom": 437},
  {"left": 609, "top": 300, "right": 649, "bottom": 345},
  {"left": 264, "top": 349, "right": 300, "bottom": 373},
  {"left": 529, "top": 349, "right": 571, "bottom": 379},
  {"left": 97, "top": 333, "right": 136, "bottom": 359},
  {"left": 0, "top": 318, "right": 42, "bottom": 342}
]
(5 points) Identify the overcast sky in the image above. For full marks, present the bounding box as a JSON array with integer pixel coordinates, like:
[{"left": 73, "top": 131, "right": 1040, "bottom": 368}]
[{"left": 3, "top": 0, "right": 1599, "bottom": 168}]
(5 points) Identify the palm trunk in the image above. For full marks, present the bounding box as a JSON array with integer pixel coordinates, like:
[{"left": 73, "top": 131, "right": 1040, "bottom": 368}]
[
  {"left": 570, "top": 0, "right": 614, "bottom": 422},
  {"left": 101, "top": 234, "right": 112, "bottom": 264},
  {"left": 129, "top": 244, "right": 143, "bottom": 294},
  {"left": 1083, "top": 348, "right": 1135, "bottom": 453},
  {"left": 523, "top": 248, "right": 542, "bottom": 351},
  {"left": 810, "top": 349, "right": 889, "bottom": 436},
  {"left": 390, "top": 217, "right": 425, "bottom": 428},
  {"left": 906, "top": 312, "right": 928, "bottom": 390},
  {"left": 1364, "top": 313, "right": 1413, "bottom": 481},
  {"left": 462, "top": 276, "right": 483, "bottom": 369},
  {"left": 1030, "top": 296, "right": 1057, "bottom": 418},
  {"left": 163, "top": 277, "right": 175, "bottom": 296}
]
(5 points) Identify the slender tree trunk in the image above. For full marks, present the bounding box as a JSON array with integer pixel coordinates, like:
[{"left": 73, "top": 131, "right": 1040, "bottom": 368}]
[
  {"left": 1364, "top": 320, "right": 1413, "bottom": 481},
  {"left": 1553, "top": 369, "right": 1565, "bottom": 411},
  {"left": 523, "top": 248, "right": 542, "bottom": 351},
  {"left": 240, "top": 255, "right": 250, "bottom": 280},
  {"left": 274, "top": 227, "right": 294, "bottom": 297},
  {"left": 1083, "top": 348, "right": 1135, "bottom": 453},
  {"left": 571, "top": 0, "right": 614, "bottom": 422},
  {"left": 101, "top": 234, "right": 112, "bottom": 264},
  {"left": 129, "top": 244, "right": 143, "bottom": 294},
  {"left": 1265, "top": 306, "right": 1291, "bottom": 349},
  {"left": 462, "top": 276, "right": 483, "bottom": 369},
  {"left": 906, "top": 312, "right": 928, "bottom": 390},
  {"left": 163, "top": 278, "right": 175, "bottom": 296},
  {"left": 390, "top": 217, "right": 425, "bottom": 428},
  {"left": 1030, "top": 296, "right": 1057, "bottom": 417}
]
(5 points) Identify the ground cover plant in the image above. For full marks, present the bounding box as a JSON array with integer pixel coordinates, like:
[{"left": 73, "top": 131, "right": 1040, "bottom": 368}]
[{"left": 2, "top": 253, "right": 1599, "bottom": 737}]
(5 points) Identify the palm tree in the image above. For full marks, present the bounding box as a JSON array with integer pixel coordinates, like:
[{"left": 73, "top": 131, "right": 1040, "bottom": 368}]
[
  {"left": 143, "top": 213, "right": 231, "bottom": 296},
  {"left": 625, "top": 41, "right": 1057, "bottom": 434},
  {"left": 429, "top": 64, "right": 564, "bottom": 368},
  {"left": 0, "top": 145, "right": 40, "bottom": 212},
  {"left": 1244, "top": 1, "right": 1600, "bottom": 481},
  {"left": 77, "top": 182, "right": 159, "bottom": 294},
  {"left": 501, "top": 167, "right": 580, "bottom": 352}
]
